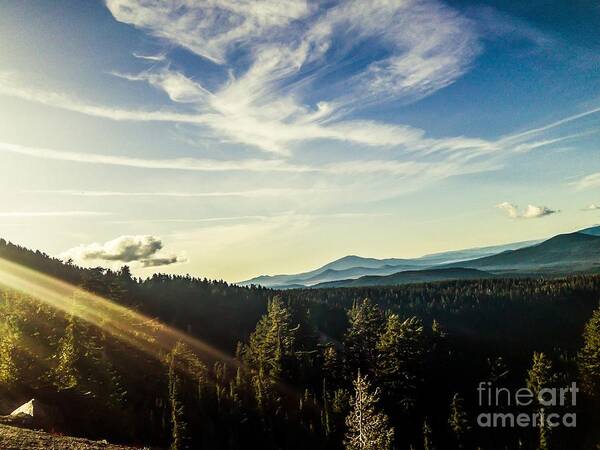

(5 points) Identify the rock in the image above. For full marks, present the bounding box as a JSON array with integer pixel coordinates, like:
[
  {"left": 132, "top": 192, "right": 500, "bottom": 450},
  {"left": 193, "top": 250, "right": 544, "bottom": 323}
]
[
  {"left": 6, "top": 399, "right": 55, "bottom": 430},
  {"left": 11, "top": 399, "right": 37, "bottom": 417}
]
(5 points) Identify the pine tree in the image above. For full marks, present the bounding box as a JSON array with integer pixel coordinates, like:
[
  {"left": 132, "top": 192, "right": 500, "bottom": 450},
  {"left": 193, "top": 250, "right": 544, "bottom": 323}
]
[
  {"left": 376, "top": 314, "right": 426, "bottom": 410},
  {"left": 243, "top": 297, "right": 297, "bottom": 377},
  {"left": 431, "top": 319, "right": 446, "bottom": 339},
  {"left": 167, "top": 342, "right": 191, "bottom": 450},
  {"left": 344, "top": 299, "right": 384, "bottom": 376},
  {"left": 0, "top": 296, "right": 20, "bottom": 385},
  {"left": 52, "top": 311, "right": 79, "bottom": 389},
  {"left": 241, "top": 296, "right": 298, "bottom": 412},
  {"left": 527, "top": 352, "right": 556, "bottom": 396},
  {"left": 323, "top": 345, "right": 342, "bottom": 386},
  {"left": 448, "top": 393, "right": 471, "bottom": 449},
  {"left": 578, "top": 305, "right": 600, "bottom": 399},
  {"left": 344, "top": 371, "right": 394, "bottom": 450},
  {"left": 527, "top": 352, "right": 557, "bottom": 450},
  {"left": 423, "top": 418, "right": 435, "bottom": 450}
]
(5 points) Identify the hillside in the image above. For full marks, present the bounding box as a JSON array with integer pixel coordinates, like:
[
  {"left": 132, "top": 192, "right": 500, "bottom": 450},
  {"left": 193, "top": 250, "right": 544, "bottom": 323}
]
[
  {"left": 0, "top": 424, "right": 143, "bottom": 450},
  {"left": 313, "top": 268, "right": 495, "bottom": 288},
  {"left": 580, "top": 225, "right": 600, "bottom": 236},
  {"left": 445, "top": 231, "right": 600, "bottom": 274},
  {"left": 412, "top": 238, "right": 541, "bottom": 265}
]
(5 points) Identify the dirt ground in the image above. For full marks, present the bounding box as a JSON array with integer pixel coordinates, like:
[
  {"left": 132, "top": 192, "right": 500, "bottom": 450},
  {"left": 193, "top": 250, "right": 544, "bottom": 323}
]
[{"left": 0, "top": 424, "right": 152, "bottom": 450}]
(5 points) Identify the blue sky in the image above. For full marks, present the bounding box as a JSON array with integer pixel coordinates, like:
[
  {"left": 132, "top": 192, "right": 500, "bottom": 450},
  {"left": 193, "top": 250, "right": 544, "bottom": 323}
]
[{"left": 0, "top": 0, "right": 599, "bottom": 281}]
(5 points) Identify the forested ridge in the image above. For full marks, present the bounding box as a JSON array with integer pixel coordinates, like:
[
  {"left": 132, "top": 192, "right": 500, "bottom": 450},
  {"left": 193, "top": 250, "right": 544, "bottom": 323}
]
[{"left": 0, "top": 238, "right": 599, "bottom": 449}]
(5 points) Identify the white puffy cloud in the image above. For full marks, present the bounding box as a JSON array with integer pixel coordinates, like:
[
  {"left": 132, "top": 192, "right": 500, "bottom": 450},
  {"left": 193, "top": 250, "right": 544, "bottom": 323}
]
[
  {"left": 497, "top": 202, "right": 520, "bottom": 219},
  {"left": 521, "top": 204, "right": 558, "bottom": 219},
  {"left": 497, "top": 202, "right": 558, "bottom": 219},
  {"left": 61, "top": 235, "right": 185, "bottom": 267}
]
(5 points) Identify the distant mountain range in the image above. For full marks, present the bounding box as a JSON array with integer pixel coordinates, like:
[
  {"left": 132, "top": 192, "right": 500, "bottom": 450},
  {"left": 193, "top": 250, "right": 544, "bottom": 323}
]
[
  {"left": 239, "top": 226, "right": 600, "bottom": 289},
  {"left": 313, "top": 268, "right": 496, "bottom": 288}
]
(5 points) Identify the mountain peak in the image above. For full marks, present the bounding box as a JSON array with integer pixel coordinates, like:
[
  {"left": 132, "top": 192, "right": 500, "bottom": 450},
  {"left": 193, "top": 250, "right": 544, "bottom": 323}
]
[{"left": 333, "top": 255, "right": 364, "bottom": 262}]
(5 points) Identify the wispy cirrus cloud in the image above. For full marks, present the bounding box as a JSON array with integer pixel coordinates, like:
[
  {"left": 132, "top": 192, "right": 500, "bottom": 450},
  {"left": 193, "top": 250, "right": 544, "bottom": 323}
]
[
  {"left": 497, "top": 202, "right": 559, "bottom": 219},
  {"left": 132, "top": 52, "right": 166, "bottom": 62},
  {"left": 572, "top": 172, "right": 600, "bottom": 191},
  {"left": 112, "top": 69, "right": 213, "bottom": 104},
  {"left": 0, "top": 141, "right": 495, "bottom": 179},
  {"left": 0, "top": 211, "right": 110, "bottom": 218},
  {"left": 107, "top": 0, "right": 313, "bottom": 65},
  {"left": 0, "top": 71, "right": 472, "bottom": 157},
  {"left": 1, "top": 0, "right": 486, "bottom": 157},
  {"left": 0, "top": 73, "right": 206, "bottom": 124},
  {"left": 0, "top": 0, "right": 585, "bottom": 200},
  {"left": 2, "top": 139, "right": 503, "bottom": 212},
  {"left": 0, "top": 64, "right": 582, "bottom": 163},
  {"left": 501, "top": 107, "right": 600, "bottom": 144},
  {"left": 103, "top": 0, "right": 481, "bottom": 155},
  {"left": 25, "top": 188, "right": 318, "bottom": 198},
  {"left": 0, "top": 141, "right": 311, "bottom": 172}
]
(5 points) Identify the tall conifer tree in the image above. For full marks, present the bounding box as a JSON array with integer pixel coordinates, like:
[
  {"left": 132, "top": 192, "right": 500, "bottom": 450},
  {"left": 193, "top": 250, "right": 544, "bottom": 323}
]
[{"left": 344, "top": 371, "right": 394, "bottom": 450}]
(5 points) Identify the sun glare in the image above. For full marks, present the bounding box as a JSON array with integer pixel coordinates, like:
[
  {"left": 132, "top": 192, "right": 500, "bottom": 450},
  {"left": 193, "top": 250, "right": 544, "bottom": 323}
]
[{"left": 0, "top": 257, "right": 237, "bottom": 371}]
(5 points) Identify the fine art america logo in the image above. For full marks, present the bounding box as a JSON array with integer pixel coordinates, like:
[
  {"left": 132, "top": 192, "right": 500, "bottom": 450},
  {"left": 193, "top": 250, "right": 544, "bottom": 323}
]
[{"left": 476, "top": 382, "right": 578, "bottom": 428}]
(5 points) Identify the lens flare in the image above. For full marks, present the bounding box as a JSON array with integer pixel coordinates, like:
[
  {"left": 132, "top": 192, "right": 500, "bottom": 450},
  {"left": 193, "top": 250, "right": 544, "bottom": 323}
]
[
  {"left": 0, "top": 257, "right": 306, "bottom": 404},
  {"left": 0, "top": 257, "right": 238, "bottom": 370}
]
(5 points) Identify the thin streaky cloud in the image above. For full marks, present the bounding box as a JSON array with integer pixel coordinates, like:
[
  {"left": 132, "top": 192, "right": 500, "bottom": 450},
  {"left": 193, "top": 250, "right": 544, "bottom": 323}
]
[
  {"left": 572, "top": 172, "right": 600, "bottom": 191},
  {"left": 108, "top": 215, "right": 278, "bottom": 225},
  {"left": 2, "top": 70, "right": 592, "bottom": 161},
  {"left": 0, "top": 141, "right": 313, "bottom": 173},
  {"left": 111, "top": 69, "right": 213, "bottom": 104},
  {"left": 0, "top": 211, "right": 111, "bottom": 218},
  {"left": 508, "top": 133, "right": 594, "bottom": 153},
  {"left": 132, "top": 52, "right": 166, "bottom": 62},
  {"left": 25, "top": 188, "right": 320, "bottom": 198},
  {"left": 108, "top": 211, "right": 392, "bottom": 225},
  {"left": 0, "top": 141, "right": 495, "bottom": 178},
  {"left": 0, "top": 74, "right": 486, "bottom": 157},
  {"left": 0, "top": 74, "right": 206, "bottom": 124},
  {"left": 500, "top": 106, "right": 600, "bottom": 143}
]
